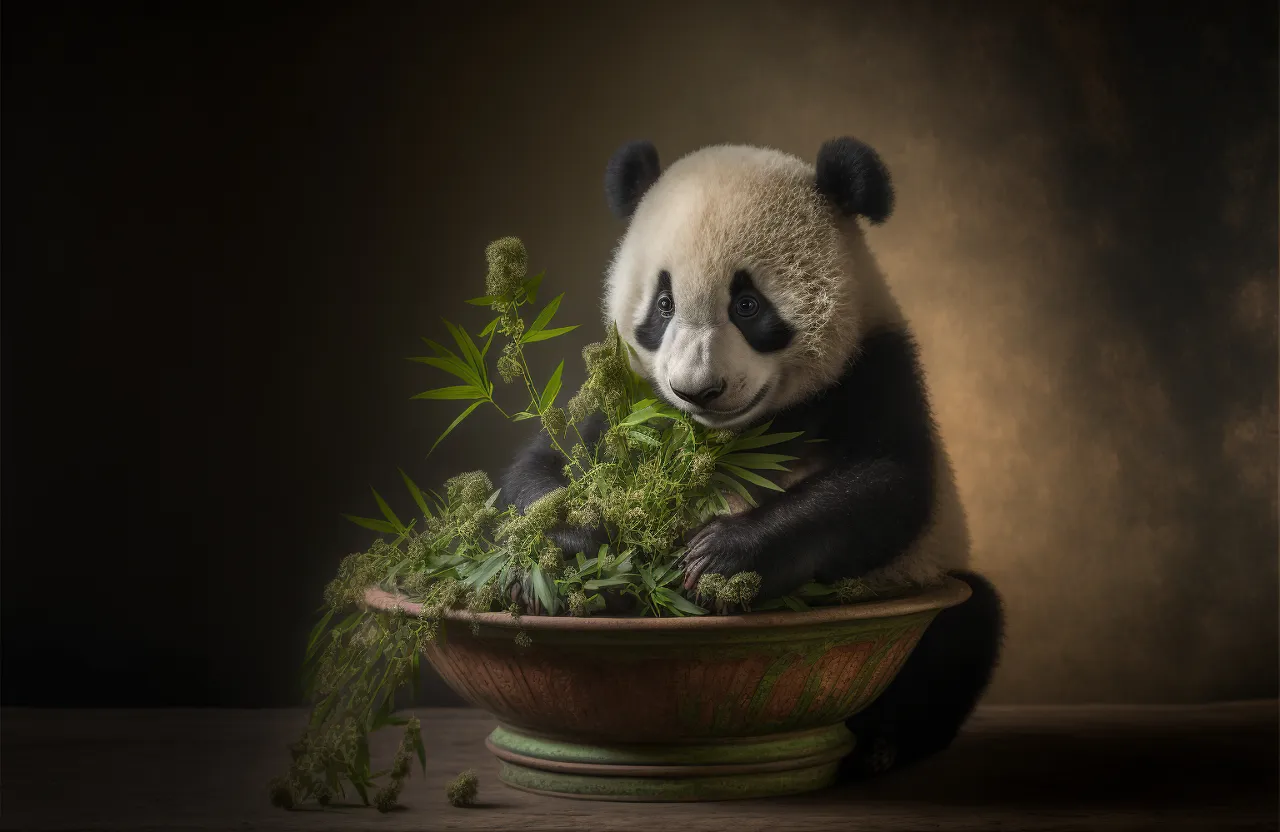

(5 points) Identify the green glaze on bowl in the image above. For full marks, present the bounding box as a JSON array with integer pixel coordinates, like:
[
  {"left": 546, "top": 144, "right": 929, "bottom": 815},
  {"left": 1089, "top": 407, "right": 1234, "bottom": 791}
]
[{"left": 364, "top": 576, "right": 971, "bottom": 801}]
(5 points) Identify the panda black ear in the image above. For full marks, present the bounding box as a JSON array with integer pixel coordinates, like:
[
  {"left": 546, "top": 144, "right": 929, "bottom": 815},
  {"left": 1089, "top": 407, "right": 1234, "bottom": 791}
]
[
  {"left": 814, "top": 137, "right": 894, "bottom": 224},
  {"left": 605, "top": 140, "right": 661, "bottom": 221}
]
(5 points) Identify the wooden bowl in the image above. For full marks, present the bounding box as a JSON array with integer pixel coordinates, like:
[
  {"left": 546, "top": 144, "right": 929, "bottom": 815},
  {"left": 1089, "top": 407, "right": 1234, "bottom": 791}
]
[{"left": 363, "top": 576, "right": 971, "bottom": 801}]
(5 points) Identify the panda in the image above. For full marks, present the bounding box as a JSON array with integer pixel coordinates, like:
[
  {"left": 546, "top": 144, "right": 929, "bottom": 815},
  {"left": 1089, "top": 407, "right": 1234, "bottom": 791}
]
[{"left": 499, "top": 137, "right": 1004, "bottom": 778}]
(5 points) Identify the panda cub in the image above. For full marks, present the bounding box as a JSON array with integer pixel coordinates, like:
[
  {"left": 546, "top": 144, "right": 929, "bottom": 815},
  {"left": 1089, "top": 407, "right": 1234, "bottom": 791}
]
[{"left": 500, "top": 137, "right": 1004, "bottom": 777}]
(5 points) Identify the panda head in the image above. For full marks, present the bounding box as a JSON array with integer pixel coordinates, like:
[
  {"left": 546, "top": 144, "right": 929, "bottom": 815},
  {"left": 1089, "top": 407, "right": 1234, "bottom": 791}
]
[{"left": 602, "top": 138, "right": 896, "bottom": 429}]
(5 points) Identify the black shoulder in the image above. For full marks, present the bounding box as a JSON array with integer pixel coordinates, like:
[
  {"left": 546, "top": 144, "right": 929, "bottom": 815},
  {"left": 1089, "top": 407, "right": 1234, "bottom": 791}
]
[
  {"left": 499, "top": 411, "right": 608, "bottom": 512},
  {"left": 783, "top": 327, "right": 936, "bottom": 472}
]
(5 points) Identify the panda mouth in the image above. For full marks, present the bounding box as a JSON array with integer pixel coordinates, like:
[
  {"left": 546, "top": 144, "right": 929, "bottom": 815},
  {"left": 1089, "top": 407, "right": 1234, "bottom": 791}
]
[{"left": 686, "top": 383, "right": 772, "bottom": 423}]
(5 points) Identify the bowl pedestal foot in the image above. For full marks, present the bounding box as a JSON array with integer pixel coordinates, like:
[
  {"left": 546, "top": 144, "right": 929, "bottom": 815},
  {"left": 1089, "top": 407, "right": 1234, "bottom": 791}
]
[{"left": 485, "top": 722, "right": 856, "bottom": 802}]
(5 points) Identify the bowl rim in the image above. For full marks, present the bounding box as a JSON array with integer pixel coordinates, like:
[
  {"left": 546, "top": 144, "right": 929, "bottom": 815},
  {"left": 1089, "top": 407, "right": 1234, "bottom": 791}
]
[{"left": 361, "top": 574, "right": 971, "bottom": 631}]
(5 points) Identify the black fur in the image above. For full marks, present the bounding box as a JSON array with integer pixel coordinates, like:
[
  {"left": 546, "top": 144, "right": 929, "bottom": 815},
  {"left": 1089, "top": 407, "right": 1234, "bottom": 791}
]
[
  {"left": 841, "top": 569, "right": 1004, "bottom": 780},
  {"left": 634, "top": 270, "right": 674, "bottom": 351},
  {"left": 604, "top": 140, "right": 661, "bottom": 221},
  {"left": 814, "top": 137, "right": 894, "bottom": 224},
  {"left": 680, "top": 329, "right": 936, "bottom": 599},
  {"left": 728, "top": 270, "right": 794, "bottom": 353}
]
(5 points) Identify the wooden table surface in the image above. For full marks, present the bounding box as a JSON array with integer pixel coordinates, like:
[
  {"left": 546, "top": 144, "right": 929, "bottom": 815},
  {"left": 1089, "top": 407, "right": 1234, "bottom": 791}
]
[{"left": 2, "top": 701, "right": 1275, "bottom": 832}]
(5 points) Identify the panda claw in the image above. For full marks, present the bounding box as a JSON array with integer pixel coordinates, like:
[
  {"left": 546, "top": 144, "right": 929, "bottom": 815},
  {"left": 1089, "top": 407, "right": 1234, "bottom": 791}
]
[{"left": 508, "top": 579, "right": 542, "bottom": 616}]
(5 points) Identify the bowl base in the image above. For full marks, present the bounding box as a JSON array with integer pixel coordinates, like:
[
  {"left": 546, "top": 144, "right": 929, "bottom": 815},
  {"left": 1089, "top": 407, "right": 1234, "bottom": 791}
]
[{"left": 486, "top": 722, "right": 855, "bottom": 802}]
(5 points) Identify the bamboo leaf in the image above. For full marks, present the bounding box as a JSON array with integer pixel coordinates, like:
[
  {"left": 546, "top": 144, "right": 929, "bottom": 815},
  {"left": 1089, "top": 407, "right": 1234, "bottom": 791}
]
[
  {"left": 716, "top": 452, "right": 799, "bottom": 471},
  {"left": 539, "top": 360, "right": 565, "bottom": 413},
  {"left": 523, "top": 292, "right": 563, "bottom": 339},
  {"left": 511, "top": 411, "right": 539, "bottom": 421},
  {"left": 428, "top": 400, "right": 484, "bottom": 456},
  {"left": 732, "top": 420, "right": 774, "bottom": 442},
  {"left": 626, "top": 427, "right": 662, "bottom": 448},
  {"left": 718, "top": 463, "right": 785, "bottom": 492},
  {"left": 333, "top": 610, "right": 364, "bottom": 634},
  {"left": 305, "top": 608, "right": 336, "bottom": 659},
  {"left": 342, "top": 514, "right": 397, "bottom": 533},
  {"left": 463, "top": 553, "right": 506, "bottom": 588},
  {"left": 371, "top": 487, "right": 404, "bottom": 532},
  {"left": 412, "top": 723, "right": 428, "bottom": 772},
  {"left": 398, "top": 468, "right": 433, "bottom": 519},
  {"left": 657, "top": 587, "right": 709, "bottom": 616},
  {"left": 726, "top": 430, "right": 805, "bottom": 452},
  {"left": 530, "top": 563, "right": 558, "bottom": 615},
  {"left": 411, "top": 385, "right": 484, "bottom": 401},
  {"left": 583, "top": 577, "right": 631, "bottom": 590},
  {"left": 521, "top": 271, "right": 544, "bottom": 304},
  {"left": 711, "top": 471, "right": 758, "bottom": 508},
  {"left": 408, "top": 356, "right": 483, "bottom": 388},
  {"left": 442, "top": 318, "right": 488, "bottom": 385},
  {"left": 794, "top": 581, "right": 837, "bottom": 598},
  {"left": 782, "top": 595, "right": 810, "bottom": 612},
  {"left": 521, "top": 325, "right": 578, "bottom": 343},
  {"left": 465, "top": 295, "right": 496, "bottom": 306},
  {"left": 620, "top": 405, "right": 662, "bottom": 426},
  {"left": 355, "top": 734, "right": 371, "bottom": 772},
  {"left": 479, "top": 318, "right": 500, "bottom": 357},
  {"left": 417, "top": 337, "right": 455, "bottom": 358}
]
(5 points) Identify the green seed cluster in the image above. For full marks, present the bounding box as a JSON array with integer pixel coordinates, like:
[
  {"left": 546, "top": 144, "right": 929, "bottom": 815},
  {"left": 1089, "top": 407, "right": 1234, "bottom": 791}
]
[
  {"left": 484, "top": 237, "right": 528, "bottom": 300},
  {"left": 541, "top": 406, "right": 567, "bottom": 437},
  {"left": 373, "top": 717, "right": 423, "bottom": 813},
  {"left": 696, "top": 571, "right": 763, "bottom": 612},
  {"left": 446, "top": 769, "right": 480, "bottom": 807},
  {"left": 537, "top": 547, "right": 564, "bottom": 575}
]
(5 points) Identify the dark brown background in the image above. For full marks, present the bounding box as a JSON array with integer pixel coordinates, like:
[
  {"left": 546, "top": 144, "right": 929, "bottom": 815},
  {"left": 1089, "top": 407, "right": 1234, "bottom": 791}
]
[{"left": 3, "top": 1, "right": 1276, "bottom": 709}]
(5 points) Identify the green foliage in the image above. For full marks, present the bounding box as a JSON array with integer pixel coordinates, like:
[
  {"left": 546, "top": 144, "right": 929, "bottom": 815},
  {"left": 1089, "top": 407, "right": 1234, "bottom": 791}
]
[
  {"left": 272, "top": 236, "right": 929, "bottom": 812},
  {"left": 446, "top": 769, "right": 480, "bottom": 807}
]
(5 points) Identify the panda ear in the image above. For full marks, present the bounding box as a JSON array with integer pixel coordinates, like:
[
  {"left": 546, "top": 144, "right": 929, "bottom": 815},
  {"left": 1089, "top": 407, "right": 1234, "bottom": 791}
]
[
  {"left": 814, "top": 137, "right": 894, "bottom": 224},
  {"left": 605, "top": 140, "right": 661, "bottom": 221}
]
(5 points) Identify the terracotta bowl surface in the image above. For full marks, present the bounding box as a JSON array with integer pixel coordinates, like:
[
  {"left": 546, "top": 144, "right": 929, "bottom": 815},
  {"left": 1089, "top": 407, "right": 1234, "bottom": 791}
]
[{"left": 361, "top": 576, "right": 971, "bottom": 802}]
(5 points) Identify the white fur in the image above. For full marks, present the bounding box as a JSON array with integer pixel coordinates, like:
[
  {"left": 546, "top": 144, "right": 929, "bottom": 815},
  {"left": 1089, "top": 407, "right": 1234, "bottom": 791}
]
[
  {"left": 603, "top": 143, "right": 970, "bottom": 584},
  {"left": 605, "top": 144, "right": 897, "bottom": 426}
]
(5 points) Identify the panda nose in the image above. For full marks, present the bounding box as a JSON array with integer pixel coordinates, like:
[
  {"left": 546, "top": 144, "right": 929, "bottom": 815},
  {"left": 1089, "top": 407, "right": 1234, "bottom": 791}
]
[{"left": 671, "top": 382, "right": 725, "bottom": 409}]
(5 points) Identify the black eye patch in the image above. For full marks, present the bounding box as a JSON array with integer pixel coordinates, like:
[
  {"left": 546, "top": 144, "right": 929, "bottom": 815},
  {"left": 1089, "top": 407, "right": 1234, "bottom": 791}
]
[
  {"left": 635, "top": 270, "right": 674, "bottom": 351},
  {"left": 728, "top": 270, "right": 794, "bottom": 352}
]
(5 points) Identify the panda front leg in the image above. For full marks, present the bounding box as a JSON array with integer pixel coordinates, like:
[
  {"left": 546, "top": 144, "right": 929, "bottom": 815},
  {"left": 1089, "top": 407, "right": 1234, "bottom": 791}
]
[
  {"left": 841, "top": 569, "right": 1003, "bottom": 779},
  {"left": 680, "top": 456, "right": 932, "bottom": 599},
  {"left": 497, "top": 413, "right": 608, "bottom": 613}
]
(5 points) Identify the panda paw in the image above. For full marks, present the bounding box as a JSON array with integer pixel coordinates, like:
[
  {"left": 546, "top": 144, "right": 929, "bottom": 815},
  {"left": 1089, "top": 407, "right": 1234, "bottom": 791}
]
[
  {"left": 680, "top": 515, "right": 762, "bottom": 591},
  {"left": 862, "top": 737, "right": 898, "bottom": 775},
  {"left": 507, "top": 573, "right": 545, "bottom": 616},
  {"left": 840, "top": 736, "right": 899, "bottom": 781}
]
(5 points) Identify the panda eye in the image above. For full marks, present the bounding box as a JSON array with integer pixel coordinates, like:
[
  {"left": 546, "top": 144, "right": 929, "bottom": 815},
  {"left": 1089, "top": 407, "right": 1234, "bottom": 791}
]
[
  {"left": 656, "top": 291, "right": 675, "bottom": 317},
  {"left": 734, "top": 295, "right": 759, "bottom": 317}
]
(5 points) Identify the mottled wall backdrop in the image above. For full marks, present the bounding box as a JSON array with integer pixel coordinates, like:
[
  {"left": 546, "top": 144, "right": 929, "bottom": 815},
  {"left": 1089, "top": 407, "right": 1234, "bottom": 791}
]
[{"left": 3, "top": 2, "right": 1275, "bottom": 707}]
